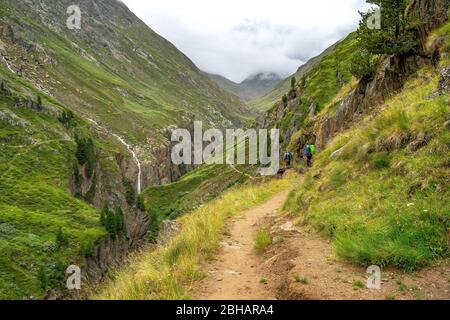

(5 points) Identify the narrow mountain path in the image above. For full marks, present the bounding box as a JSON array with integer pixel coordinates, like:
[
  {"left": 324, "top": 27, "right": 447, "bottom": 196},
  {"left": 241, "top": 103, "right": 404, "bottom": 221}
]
[
  {"left": 194, "top": 191, "right": 289, "bottom": 300},
  {"left": 193, "top": 177, "right": 450, "bottom": 300}
]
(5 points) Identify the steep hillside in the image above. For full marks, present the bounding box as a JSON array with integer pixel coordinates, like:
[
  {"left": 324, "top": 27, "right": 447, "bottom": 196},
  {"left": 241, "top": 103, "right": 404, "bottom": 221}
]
[
  {"left": 249, "top": 42, "right": 338, "bottom": 112},
  {"left": 285, "top": 61, "right": 449, "bottom": 270},
  {"left": 0, "top": 67, "right": 152, "bottom": 298},
  {"left": 205, "top": 72, "right": 283, "bottom": 103},
  {"left": 0, "top": 0, "right": 253, "bottom": 187},
  {"left": 257, "top": 34, "right": 358, "bottom": 144},
  {"left": 279, "top": 0, "right": 450, "bottom": 270},
  {"left": 0, "top": 0, "right": 256, "bottom": 299}
]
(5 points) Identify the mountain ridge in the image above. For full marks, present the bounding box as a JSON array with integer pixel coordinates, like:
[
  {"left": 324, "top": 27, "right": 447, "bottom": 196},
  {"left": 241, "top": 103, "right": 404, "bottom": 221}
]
[{"left": 204, "top": 71, "right": 283, "bottom": 103}]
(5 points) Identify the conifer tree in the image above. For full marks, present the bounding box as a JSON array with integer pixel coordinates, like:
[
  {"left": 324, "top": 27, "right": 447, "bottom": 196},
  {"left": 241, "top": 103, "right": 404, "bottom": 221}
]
[
  {"left": 105, "top": 207, "right": 116, "bottom": 238},
  {"left": 291, "top": 76, "right": 296, "bottom": 89},
  {"left": 124, "top": 180, "right": 136, "bottom": 206},
  {"left": 114, "top": 206, "right": 125, "bottom": 234},
  {"left": 357, "top": 0, "right": 417, "bottom": 56}
]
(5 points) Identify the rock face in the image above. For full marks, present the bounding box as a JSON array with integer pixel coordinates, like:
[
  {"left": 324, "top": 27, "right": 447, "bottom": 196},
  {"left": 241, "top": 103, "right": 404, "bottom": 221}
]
[
  {"left": 315, "top": 0, "right": 449, "bottom": 150},
  {"left": 440, "top": 65, "right": 450, "bottom": 92},
  {"left": 69, "top": 147, "right": 151, "bottom": 282},
  {"left": 409, "top": 0, "right": 449, "bottom": 56},
  {"left": 259, "top": 0, "right": 448, "bottom": 155},
  {"left": 258, "top": 87, "right": 304, "bottom": 144},
  {"left": 316, "top": 55, "right": 429, "bottom": 148},
  {"left": 84, "top": 207, "right": 149, "bottom": 282}
]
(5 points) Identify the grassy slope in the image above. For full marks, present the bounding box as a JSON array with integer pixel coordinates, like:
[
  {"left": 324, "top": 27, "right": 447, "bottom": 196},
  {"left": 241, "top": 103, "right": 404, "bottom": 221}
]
[
  {"left": 0, "top": 78, "right": 108, "bottom": 299},
  {"left": 143, "top": 164, "right": 258, "bottom": 238},
  {"left": 277, "top": 34, "right": 358, "bottom": 136},
  {"left": 204, "top": 72, "right": 283, "bottom": 104},
  {"left": 0, "top": 54, "right": 132, "bottom": 298},
  {"left": 202, "top": 72, "right": 244, "bottom": 99},
  {"left": 94, "top": 176, "right": 293, "bottom": 300},
  {"left": 0, "top": 0, "right": 256, "bottom": 299},
  {"left": 284, "top": 61, "right": 449, "bottom": 270},
  {"left": 249, "top": 41, "right": 339, "bottom": 112}
]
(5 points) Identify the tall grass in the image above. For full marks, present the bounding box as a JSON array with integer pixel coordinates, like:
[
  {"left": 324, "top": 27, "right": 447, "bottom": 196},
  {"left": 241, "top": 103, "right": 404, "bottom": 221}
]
[
  {"left": 93, "top": 176, "right": 293, "bottom": 300},
  {"left": 254, "top": 228, "right": 272, "bottom": 253}
]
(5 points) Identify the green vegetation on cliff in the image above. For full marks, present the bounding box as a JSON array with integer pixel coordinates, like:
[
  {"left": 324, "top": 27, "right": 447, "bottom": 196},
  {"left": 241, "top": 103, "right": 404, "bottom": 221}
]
[
  {"left": 284, "top": 65, "right": 449, "bottom": 270},
  {"left": 0, "top": 82, "right": 107, "bottom": 299}
]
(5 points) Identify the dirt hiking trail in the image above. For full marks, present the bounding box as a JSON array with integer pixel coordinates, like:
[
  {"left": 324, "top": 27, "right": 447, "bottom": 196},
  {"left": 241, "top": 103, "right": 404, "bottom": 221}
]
[
  {"left": 194, "top": 191, "right": 289, "bottom": 300},
  {"left": 193, "top": 185, "right": 449, "bottom": 300}
]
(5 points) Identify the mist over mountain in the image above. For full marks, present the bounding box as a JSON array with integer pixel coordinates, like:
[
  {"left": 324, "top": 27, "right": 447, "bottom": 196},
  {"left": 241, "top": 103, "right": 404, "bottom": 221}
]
[{"left": 204, "top": 71, "right": 283, "bottom": 103}]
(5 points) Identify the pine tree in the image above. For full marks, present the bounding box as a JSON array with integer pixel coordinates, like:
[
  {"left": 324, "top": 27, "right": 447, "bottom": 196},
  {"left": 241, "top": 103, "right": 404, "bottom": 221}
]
[
  {"left": 37, "top": 95, "right": 42, "bottom": 106},
  {"left": 105, "top": 207, "right": 116, "bottom": 237},
  {"left": 300, "top": 76, "right": 306, "bottom": 89},
  {"left": 282, "top": 95, "right": 288, "bottom": 107},
  {"left": 357, "top": 0, "right": 417, "bottom": 56},
  {"left": 291, "top": 76, "right": 296, "bottom": 89},
  {"left": 114, "top": 206, "right": 125, "bottom": 234},
  {"left": 124, "top": 180, "right": 136, "bottom": 206}
]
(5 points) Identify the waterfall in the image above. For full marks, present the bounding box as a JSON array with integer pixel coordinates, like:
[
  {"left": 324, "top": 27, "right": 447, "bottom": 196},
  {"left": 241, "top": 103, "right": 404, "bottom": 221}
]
[
  {"left": 112, "top": 134, "right": 142, "bottom": 195},
  {"left": 86, "top": 118, "right": 142, "bottom": 194},
  {"left": 1, "top": 55, "right": 16, "bottom": 74}
]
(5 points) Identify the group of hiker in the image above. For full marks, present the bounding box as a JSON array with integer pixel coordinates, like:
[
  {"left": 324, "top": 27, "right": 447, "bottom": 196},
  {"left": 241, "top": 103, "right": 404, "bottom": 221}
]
[{"left": 283, "top": 144, "right": 316, "bottom": 168}]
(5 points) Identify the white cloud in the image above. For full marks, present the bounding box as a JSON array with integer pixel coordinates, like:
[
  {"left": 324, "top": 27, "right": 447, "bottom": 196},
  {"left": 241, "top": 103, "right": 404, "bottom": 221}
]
[{"left": 121, "top": 0, "right": 372, "bottom": 82}]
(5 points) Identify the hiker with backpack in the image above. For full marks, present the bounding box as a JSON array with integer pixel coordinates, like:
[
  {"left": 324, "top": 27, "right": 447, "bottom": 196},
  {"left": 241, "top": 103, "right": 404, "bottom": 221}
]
[
  {"left": 305, "top": 144, "right": 316, "bottom": 167},
  {"left": 284, "top": 150, "right": 293, "bottom": 167}
]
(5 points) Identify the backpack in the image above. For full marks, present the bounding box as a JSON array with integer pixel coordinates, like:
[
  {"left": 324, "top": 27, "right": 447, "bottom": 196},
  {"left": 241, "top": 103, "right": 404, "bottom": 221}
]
[
  {"left": 305, "top": 145, "right": 312, "bottom": 157},
  {"left": 284, "top": 152, "right": 292, "bottom": 161},
  {"left": 310, "top": 144, "right": 316, "bottom": 155}
]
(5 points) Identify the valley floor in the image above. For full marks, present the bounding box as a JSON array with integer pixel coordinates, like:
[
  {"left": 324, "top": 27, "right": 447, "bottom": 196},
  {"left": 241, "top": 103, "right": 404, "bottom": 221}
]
[{"left": 193, "top": 176, "right": 450, "bottom": 300}]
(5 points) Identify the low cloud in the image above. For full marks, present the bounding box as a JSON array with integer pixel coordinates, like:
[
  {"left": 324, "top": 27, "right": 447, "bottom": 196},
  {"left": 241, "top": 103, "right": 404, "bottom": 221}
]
[{"left": 122, "top": 0, "right": 372, "bottom": 82}]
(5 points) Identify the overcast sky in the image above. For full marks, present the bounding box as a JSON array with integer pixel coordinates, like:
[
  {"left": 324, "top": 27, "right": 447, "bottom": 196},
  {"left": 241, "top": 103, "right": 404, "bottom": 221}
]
[{"left": 121, "top": 0, "right": 372, "bottom": 83}]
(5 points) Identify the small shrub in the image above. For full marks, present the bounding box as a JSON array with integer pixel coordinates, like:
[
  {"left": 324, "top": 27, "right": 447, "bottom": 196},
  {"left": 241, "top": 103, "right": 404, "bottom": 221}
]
[
  {"left": 254, "top": 228, "right": 272, "bottom": 253},
  {"left": 80, "top": 240, "right": 95, "bottom": 256},
  {"left": 353, "top": 280, "right": 365, "bottom": 290},
  {"left": 372, "top": 152, "right": 391, "bottom": 169},
  {"left": 282, "top": 95, "right": 288, "bottom": 107},
  {"left": 397, "top": 279, "right": 408, "bottom": 292},
  {"left": 58, "top": 110, "right": 75, "bottom": 128},
  {"left": 385, "top": 292, "right": 396, "bottom": 300},
  {"left": 293, "top": 274, "right": 310, "bottom": 284}
]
